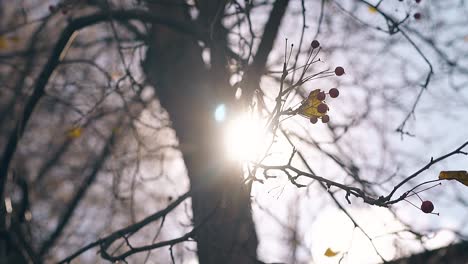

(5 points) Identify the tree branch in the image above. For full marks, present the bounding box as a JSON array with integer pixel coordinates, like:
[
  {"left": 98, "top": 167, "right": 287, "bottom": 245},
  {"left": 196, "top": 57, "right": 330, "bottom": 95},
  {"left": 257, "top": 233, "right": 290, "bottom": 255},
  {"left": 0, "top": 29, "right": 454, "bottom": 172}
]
[
  {"left": 242, "top": 0, "right": 290, "bottom": 103},
  {"left": 0, "top": 8, "right": 205, "bottom": 214},
  {"left": 57, "top": 191, "right": 190, "bottom": 264},
  {"left": 39, "top": 130, "right": 117, "bottom": 256}
]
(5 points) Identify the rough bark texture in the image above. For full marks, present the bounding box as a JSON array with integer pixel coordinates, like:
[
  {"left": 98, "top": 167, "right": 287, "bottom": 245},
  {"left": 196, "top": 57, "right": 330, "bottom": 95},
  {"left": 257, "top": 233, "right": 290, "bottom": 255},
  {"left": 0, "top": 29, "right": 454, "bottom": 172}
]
[{"left": 143, "top": 1, "right": 258, "bottom": 263}]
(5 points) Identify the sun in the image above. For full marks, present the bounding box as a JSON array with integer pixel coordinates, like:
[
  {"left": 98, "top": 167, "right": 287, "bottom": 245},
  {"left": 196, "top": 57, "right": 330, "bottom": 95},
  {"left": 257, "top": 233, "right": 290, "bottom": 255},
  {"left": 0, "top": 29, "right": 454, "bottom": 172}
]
[{"left": 223, "top": 113, "right": 267, "bottom": 162}]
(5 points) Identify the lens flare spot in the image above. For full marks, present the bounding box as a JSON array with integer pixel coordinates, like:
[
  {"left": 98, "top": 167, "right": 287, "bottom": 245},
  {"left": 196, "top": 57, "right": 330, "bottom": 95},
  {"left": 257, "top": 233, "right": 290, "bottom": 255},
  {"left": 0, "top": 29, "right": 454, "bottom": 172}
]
[{"left": 214, "top": 104, "right": 226, "bottom": 122}]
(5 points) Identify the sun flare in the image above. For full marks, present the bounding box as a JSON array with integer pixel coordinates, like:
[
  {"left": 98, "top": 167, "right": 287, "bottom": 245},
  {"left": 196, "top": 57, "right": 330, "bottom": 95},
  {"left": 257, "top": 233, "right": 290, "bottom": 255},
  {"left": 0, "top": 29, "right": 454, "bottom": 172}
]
[{"left": 224, "top": 114, "right": 267, "bottom": 161}]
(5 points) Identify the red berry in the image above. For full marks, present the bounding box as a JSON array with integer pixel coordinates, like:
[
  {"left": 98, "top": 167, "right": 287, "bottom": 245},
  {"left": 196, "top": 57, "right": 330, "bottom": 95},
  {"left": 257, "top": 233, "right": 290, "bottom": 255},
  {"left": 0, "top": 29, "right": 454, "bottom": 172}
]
[
  {"left": 414, "top": 13, "right": 421, "bottom": 20},
  {"left": 317, "top": 103, "right": 328, "bottom": 114},
  {"left": 421, "top": 200, "right": 434, "bottom": 213},
  {"left": 334, "top": 66, "right": 345, "bottom": 76},
  {"left": 329, "top": 88, "right": 339, "bottom": 98},
  {"left": 309, "top": 116, "right": 318, "bottom": 124},
  {"left": 321, "top": 115, "right": 330, "bottom": 123},
  {"left": 311, "top": 40, "right": 320, "bottom": 49},
  {"left": 316, "top": 91, "right": 326, "bottom": 101}
]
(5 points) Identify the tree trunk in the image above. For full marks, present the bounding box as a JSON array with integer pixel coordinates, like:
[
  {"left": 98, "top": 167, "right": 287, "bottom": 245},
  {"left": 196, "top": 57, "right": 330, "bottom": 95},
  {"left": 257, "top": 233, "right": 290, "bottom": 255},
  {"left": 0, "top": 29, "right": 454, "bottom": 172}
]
[{"left": 143, "top": 1, "right": 258, "bottom": 263}]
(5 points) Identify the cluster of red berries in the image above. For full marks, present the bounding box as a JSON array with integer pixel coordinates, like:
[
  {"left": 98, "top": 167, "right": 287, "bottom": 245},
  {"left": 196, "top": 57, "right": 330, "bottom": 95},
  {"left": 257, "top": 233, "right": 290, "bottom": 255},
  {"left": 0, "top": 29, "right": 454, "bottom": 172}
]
[
  {"left": 309, "top": 88, "right": 340, "bottom": 124},
  {"left": 306, "top": 65, "right": 344, "bottom": 124}
]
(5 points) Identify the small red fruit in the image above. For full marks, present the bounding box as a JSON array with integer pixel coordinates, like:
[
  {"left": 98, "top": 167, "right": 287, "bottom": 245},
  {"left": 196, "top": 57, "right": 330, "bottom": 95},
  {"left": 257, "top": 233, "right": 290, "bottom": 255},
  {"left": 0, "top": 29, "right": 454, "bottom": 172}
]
[
  {"left": 311, "top": 40, "right": 320, "bottom": 49},
  {"left": 317, "top": 103, "right": 328, "bottom": 114},
  {"left": 321, "top": 115, "right": 330, "bottom": 123},
  {"left": 334, "top": 66, "right": 345, "bottom": 76},
  {"left": 310, "top": 116, "right": 318, "bottom": 124},
  {"left": 421, "top": 200, "right": 434, "bottom": 213},
  {"left": 329, "top": 88, "right": 339, "bottom": 98},
  {"left": 414, "top": 13, "right": 421, "bottom": 20},
  {"left": 316, "top": 91, "right": 326, "bottom": 101}
]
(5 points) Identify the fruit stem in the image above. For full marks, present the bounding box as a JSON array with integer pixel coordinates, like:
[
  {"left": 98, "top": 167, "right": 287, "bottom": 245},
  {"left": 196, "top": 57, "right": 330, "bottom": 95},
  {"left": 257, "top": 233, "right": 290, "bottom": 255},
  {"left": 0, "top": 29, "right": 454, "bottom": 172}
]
[
  {"left": 409, "top": 190, "right": 423, "bottom": 202},
  {"left": 406, "top": 183, "right": 442, "bottom": 199},
  {"left": 403, "top": 199, "right": 420, "bottom": 210}
]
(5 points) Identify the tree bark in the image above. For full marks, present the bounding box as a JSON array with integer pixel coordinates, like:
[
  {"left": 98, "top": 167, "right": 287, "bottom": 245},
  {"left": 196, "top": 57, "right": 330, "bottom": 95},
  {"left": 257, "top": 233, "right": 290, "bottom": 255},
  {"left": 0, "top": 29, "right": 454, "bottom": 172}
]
[{"left": 143, "top": 1, "right": 258, "bottom": 263}]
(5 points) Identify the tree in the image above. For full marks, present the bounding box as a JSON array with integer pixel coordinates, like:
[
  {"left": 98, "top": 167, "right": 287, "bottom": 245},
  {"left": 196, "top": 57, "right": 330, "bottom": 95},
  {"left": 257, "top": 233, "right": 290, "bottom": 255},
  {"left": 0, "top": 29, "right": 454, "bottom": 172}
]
[{"left": 0, "top": 0, "right": 467, "bottom": 263}]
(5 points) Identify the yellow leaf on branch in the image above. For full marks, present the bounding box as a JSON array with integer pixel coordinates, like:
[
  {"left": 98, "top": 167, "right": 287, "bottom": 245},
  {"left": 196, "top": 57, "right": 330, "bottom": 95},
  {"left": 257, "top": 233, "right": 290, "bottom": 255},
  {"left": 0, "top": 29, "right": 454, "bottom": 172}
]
[
  {"left": 324, "top": 248, "right": 339, "bottom": 257},
  {"left": 9, "top": 36, "right": 20, "bottom": 44},
  {"left": 0, "top": 36, "right": 8, "bottom": 49},
  {"left": 439, "top": 171, "right": 468, "bottom": 186},
  {"left": 298, "top": 89, "right": 327, "bottom": 119},
  {"left": 66, "top": 127, "right": 83, "bottom": 139},
  {"left": 368, "top": 6, "right": 378, "bottom": 13}
]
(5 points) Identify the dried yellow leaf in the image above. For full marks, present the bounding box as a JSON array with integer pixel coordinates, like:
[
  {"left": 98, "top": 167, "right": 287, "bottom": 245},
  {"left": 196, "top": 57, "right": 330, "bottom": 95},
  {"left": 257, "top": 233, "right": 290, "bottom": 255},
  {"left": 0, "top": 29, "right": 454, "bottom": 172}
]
[
  {"left": 324, "top": 248, "right": 339, "bottom": 257},
  {"left": 298, "top": 89, "right": 327, "bottom": 119},
  {"left": 368, "top": 6, "right": 378, "bottom": 13},
  {"left": 0, "top": 36, "right": 8, "bottom": 49},
  {"left": 9, "top": 36, "right": 20, "bottom": 43},
  {"left": 67, "top": 127, "right": 82, "bottom": 139},
  {"left": 439, "top": 171, "right": 468, "bottom": 186}
]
